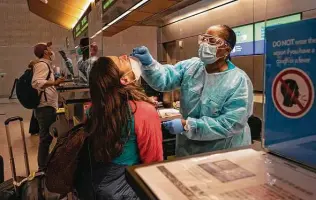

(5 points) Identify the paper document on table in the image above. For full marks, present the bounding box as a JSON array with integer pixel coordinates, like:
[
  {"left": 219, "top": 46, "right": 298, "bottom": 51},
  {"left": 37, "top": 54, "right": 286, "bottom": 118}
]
[
  {"left": 158, "top": 108, "right": 180, "bottom": 118},
  {"left": 135, "top": 149, "right": 316, "bottom": 200}
]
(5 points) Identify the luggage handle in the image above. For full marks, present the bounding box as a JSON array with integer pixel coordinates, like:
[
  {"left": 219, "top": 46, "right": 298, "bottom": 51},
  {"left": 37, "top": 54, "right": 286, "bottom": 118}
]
[
  {"left": 4, "top": 116, "right": 30, "bottom": 186},
  {"left": 4, "top": 116, "right": 23, "bottom": 125}
]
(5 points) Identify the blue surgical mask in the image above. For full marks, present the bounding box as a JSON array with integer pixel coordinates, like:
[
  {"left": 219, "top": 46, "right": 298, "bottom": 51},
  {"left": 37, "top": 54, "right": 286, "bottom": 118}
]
[{"left": 198, "top": 43, "right": 219, "bottom": 64}]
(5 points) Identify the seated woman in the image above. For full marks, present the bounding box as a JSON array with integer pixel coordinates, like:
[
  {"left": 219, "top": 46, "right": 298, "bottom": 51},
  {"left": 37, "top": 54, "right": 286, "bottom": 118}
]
[{"left": 75, "top": 56, "right": 163, "bottom": 199}]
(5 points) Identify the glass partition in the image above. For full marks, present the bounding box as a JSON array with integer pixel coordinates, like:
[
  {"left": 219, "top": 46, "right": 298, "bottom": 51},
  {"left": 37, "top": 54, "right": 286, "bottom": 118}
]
[{"left": 57, "top": 49, "right": 77, "bottom": 79}]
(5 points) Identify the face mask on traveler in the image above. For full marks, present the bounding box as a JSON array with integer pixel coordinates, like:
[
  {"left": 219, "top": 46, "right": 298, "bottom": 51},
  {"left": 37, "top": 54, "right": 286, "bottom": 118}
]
[
  {"left": 129, "top": 56, "right": 142, "bottom": 81},
  {"left": 77, "top": 48, "right": 82, "bottom": 56},
  {"left": 120, "top": 56, "right": 142, "bottom": 85},
  {"left": 50, "top": 51, "right": 56, "bottom": 61},
  {"left": 198, "top": 43, "right": 219, "bottom": 65}
]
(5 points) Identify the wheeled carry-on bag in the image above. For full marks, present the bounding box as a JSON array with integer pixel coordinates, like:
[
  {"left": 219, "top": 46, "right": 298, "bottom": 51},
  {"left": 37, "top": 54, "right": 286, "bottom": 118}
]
[
  {"left": 0, "top": 116, "right": 60, "bottom": 200},
  {"left": 0, "top": 155, "right": 4, "bottom": 183}
]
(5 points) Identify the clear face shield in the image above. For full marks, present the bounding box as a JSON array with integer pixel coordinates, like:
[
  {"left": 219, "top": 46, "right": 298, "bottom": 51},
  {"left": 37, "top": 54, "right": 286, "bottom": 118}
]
[
  {"left": 198, "top": 34, "right": 231, "bottom": 49},
  {"left": 198, "top": 34, "right": 232, "bottom": 64}
]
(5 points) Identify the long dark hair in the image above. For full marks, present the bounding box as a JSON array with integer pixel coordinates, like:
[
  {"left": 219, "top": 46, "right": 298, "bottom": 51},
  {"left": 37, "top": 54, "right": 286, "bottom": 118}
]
[{"left": 86, "top": 56, "right": 153, "bottom": 163}]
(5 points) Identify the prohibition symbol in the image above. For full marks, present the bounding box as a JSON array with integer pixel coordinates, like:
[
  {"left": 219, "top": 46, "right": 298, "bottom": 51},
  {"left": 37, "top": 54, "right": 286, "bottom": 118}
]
[{"left": 272, "top": 68, "right": 314, "bottom": 119}]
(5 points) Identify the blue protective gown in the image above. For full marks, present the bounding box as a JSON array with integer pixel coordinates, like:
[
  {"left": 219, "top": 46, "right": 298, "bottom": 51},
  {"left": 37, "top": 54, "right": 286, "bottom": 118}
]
[
  {"left": 77, "top": 56, "right": 98, "bottom": 84},
  {"left": 142, "top": 57, "right": 253, "bottom": 156}
]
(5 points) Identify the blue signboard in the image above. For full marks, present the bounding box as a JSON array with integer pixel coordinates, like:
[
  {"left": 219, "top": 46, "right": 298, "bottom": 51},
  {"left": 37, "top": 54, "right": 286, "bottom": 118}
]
[
  {"left": 265, "top": 19, "right": 316, "bottom": 168},
  {"left": 255, "top": 14, "right": 301, "bottom": 55}
]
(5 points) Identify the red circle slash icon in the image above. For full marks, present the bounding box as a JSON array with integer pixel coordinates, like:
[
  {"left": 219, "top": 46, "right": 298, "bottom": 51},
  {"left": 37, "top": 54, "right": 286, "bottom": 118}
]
[{"left": 272, "top": 68, "right": 314, "bottom": 119}]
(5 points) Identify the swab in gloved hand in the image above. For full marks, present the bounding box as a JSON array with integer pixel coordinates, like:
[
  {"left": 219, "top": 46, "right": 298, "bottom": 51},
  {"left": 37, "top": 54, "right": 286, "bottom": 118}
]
[
  {"left": 131, "top": 46, "right": 154, "bottom": 66},
  {"left": 163, "top": 119, "right": 184, "bottom": 135}
]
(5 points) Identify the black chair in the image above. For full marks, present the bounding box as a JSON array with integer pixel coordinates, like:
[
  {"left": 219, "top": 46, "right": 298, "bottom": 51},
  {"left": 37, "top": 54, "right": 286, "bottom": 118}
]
[{"left": 248, "top": 115, "right": 262, "bottom": 142}]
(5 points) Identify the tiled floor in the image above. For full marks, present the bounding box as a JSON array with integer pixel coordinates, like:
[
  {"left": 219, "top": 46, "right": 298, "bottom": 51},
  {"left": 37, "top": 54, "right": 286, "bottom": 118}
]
[
  {"left": 0, "top": 99, "right": 40, "bottom": 181},
  {"left": 0, "top": 98, "right": 264, "bottom": 183}
]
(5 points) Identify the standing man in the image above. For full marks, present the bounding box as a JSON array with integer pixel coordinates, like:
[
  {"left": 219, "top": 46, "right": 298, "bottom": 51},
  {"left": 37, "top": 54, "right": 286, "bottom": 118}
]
[
  {"left": 32, "top": 42, "right": 64, "bottom": 170},
  {"left": 28, "top": 60, "right": 40, "bottom": 136},
  {"left": 77, "top": 37, "right": 90, "bottom": 83},
  {"left": 132, "top": 25, "right": 253, "bottom": 156},
  {"left": 77, "top": 38, "right": 99, "bottom": 84},
  {"left": 85, "top": 42, "right": 98, "bottom": 83}
]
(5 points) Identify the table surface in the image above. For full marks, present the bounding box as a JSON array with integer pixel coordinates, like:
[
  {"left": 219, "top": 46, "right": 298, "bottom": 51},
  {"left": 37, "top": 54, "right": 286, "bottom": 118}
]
[
  {"left": 126, "top": 142, "right": 263, "bottom": 200},
  {"left": 59, "top": 91, "right": 91, "bottom": 104},
  {"left": 157, "top": 108, "right": 181, "bottom": 122},
  {"left": 159, "top": 115, "right": 181, "bottom": 122},
  {"left": 126, "top": 141, "right": 316, "bottom": 200},
  {"left": 56, "top": 83, "right": 89, "bottom": 91}
]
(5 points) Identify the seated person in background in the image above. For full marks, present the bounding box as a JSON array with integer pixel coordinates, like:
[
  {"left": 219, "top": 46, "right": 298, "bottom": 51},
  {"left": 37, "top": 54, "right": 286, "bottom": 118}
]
[{"left": 75, "top": 56, "right": 163, "bottom": 199}]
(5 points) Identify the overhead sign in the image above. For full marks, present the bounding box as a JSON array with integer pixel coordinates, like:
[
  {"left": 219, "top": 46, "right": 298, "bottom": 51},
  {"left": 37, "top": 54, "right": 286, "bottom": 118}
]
[
  {"left": 255, "top": 14, "right": 301, "bottom": 54},
  {"left": 102, "top": 0, "right": 115, "bottom": 12},
  {"left": 73, "top": 15, "right": 89, "bottom": 39},
  {"left": 272, "top": 68, "right": 314, "bottom": 118},
  {"left": 102, "top": 0, "right": 142, "bottom": 25},
  {"left": 231, "top": 24, "right": 254, "bottom": 57},
  {"left": 265, "top": 19, "right": 316, "bottom": 168}
]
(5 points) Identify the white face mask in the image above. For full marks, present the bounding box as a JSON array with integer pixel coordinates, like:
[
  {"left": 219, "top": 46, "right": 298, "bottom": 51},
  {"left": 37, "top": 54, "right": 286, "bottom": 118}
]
[
  {"left": 89, "top": 56, "right": 98, "bottom": 63},
  {"left": 198, "top": 43, "right": 219, "bottom": 64},
  {"left": 129, "top": 56, "right": 142, "bottom": 81},
  {"left": 50, "top": 51, "right": 56, "bottom": 61}
]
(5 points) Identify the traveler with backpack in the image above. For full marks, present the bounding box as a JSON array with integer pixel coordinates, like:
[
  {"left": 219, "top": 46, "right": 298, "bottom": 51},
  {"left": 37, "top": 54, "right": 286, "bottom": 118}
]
[
  {"left": 31, "top": 42, "right": 65, "bottom": 171},
  {"left": 27, "top": 60, "right": 40, "bottom": 136}
]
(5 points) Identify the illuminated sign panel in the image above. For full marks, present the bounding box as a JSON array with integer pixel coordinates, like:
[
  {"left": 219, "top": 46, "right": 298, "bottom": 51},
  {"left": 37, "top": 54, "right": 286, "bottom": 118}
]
[
  {"left": 103, "top": 0, "right": 115, "bottom": 11},
  {"left": 231, "top": 24, "right": 254, "bottom": 57},
  {"left": 73, "top": 15, "right": 89, "bottom": 39},
  {"left": 231, "top": 14, "right": 301, "bottom": 56},
  {"left": 254, "top": 14, "right": 301, "bottom": 54},
  {"left": 102, "top": 0, "right": 142, "bottom": 25}
]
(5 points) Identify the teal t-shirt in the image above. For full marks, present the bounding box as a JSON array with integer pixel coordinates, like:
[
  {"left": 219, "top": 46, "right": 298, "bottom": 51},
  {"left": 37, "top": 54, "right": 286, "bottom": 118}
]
[
  {"left": 85, "top": 105, "right": 140, "bottom": 166},
  {"left": 112, "top": 115, "right": 140, "bottom": 166}
]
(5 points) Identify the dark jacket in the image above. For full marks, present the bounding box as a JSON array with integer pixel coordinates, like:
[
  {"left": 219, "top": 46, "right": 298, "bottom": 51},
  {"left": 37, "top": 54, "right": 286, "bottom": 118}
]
[{"left": 74, "top": 141, "right": 139, "bottom": 200}]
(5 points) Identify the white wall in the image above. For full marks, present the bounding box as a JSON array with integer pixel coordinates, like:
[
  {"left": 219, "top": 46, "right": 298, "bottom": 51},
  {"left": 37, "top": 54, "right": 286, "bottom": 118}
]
[
  {"left": 156, "top": 0, "right": 316, "bottom": 92},
  {"left": 159, "top": 0, "right": 316, "bottom": 43},
  {"left": 0, "top": 0, "right": 72, "bottom": 97},
  {"left": 102, "top": 26, "right": 158, "bottom": 59}
]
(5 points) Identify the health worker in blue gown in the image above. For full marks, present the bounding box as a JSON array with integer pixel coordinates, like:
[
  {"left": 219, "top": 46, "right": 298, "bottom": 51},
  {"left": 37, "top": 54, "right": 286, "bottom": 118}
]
[{"left": 131, "top": 25, "right": 254, "bottom": 156}]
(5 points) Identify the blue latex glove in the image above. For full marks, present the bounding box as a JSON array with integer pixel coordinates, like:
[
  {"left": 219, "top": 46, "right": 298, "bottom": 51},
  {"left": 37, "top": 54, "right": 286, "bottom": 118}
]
[
  {"left": 131, "top": 46, "right": 153, "bottom": 66},
  {"left": 163, "top": 119, "right": 184, "bottom": 135}
]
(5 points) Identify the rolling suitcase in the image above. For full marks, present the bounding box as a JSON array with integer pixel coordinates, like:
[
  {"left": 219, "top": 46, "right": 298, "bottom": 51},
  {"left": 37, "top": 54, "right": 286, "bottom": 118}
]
[
  {"left": 1, "top": 155, "right": 4, "bottom": 183},
  {"left": 0, "top": 116, "right": 60, "bottom": 200}
]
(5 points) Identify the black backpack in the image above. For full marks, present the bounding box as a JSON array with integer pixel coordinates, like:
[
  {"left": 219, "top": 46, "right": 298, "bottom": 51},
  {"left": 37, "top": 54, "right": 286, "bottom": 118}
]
[{"left": 16, "top": 62, "right": 51, "bottom": 109}]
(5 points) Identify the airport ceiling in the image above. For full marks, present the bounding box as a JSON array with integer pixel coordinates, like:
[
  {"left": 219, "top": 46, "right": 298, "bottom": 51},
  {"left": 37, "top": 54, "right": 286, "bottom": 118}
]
[
  {"left": 27, "top": 0, "right": 200, "bottom": 35},
  {"left": 27, "top": 0, "right": 94, "bottom": 30}
]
